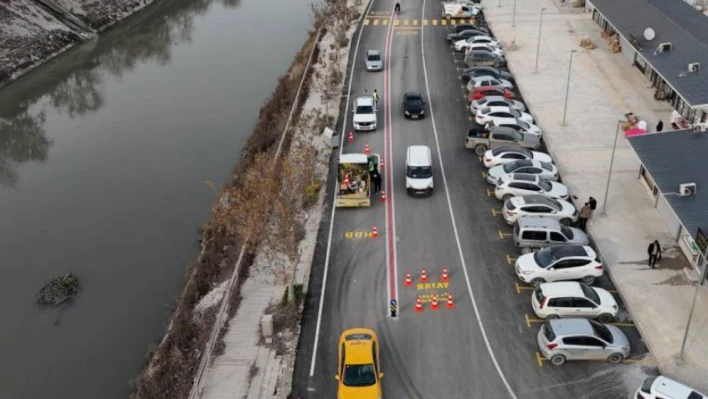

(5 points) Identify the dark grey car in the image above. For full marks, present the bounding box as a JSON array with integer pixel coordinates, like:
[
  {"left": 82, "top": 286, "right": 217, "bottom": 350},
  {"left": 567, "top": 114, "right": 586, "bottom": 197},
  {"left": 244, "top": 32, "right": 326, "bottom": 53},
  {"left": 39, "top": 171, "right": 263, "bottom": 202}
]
[
  {"left": 463, "top": 66, "right": 515, "bottom": 84},
  {"left": 446, "top": 28, "right": 489, "bottom": 43},
  {"left": 465, "top": 50, "right": 506, "bottom": 68}
]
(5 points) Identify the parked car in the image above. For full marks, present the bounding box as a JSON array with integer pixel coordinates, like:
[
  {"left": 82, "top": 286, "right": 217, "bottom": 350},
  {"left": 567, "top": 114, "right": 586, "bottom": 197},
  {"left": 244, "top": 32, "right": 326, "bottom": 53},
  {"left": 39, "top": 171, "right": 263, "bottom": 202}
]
[
  {"left": 636, "top": 376, "right": 707, "bottom": 399},
  {"left": 476, "top": 106, "right": 533, "bottom": 125},
  {"left": 502, "top": 195, "right": 576, "bottom": 225},
  {"left": 513, "top": 217, "right": 590, "bottom": 254},
  {"left": 465, "top": 35, "right": 501, "bottom": 48},
  {"left": 450, "top": 23, "right": 487, "bottom": 35},
  {"left": 442, "top": 2, "right": 480, "bottom": 21},
  {"left": 483, "top": 145, "right": 553, "bottom": 168},
  {"left": 486, "top": 117, "right": 541, "bottom": 136},
  {"left": 455, "top": 39, "right": 504, "bottom": 55},
  {"left": 537, "top": 318, "right": 630, "bottom": 366},
  {"left": 495, "top": 173, "right": 569, "bottom": 202},
  {"left": 469, "top": 94, "right": 523, "bottom": 111},
  {"left": 365, "top": 50, "right": 382, "bottom": 71},
  {"left": 463, "top": 66, "right": 515, "bottom": 85},
  {"left": 466, "top": 126, "right": 540, "bottom": 155},
  {"left": 468, "top": 88, "right": 515, "bottom": 102},
  {"left": 447, "top": 28, "right": 489, "bottom": 43},
  {"left": 352, "top": 95, "right": 377, "bottom": 131},
  {"left": 467, "top": 76, "right": 513, "bottom": 91},
  {"left": 516, "top": 245, "right": 600, "bottom": 286},
  {"left": 532, "top": 282, "right": 618, "bottom": 322},
  {"left": 465, "top": 50, "right": 506, "bottom": 68},
  {"left": 402, "top": 92, "right": 426, "bottom": 119},
  {"left": 487, "top": 159, "right": 558, "bottom": 185}
]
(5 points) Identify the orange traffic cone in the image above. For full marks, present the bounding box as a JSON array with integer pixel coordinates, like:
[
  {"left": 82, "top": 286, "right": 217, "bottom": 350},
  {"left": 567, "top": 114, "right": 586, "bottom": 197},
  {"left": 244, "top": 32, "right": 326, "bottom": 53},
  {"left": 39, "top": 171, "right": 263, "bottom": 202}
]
[
  {"left": 446, "top": 293, "right": 455, "bottom": 309},
  {"left": 404, "top": 271, "right": 412, "bottom": 287},
  {"left": 348, "top": 131, "right": 354, "bottom": 143},
  {"left": 431, "top": 294, "right": 440, "bottom": 310},
  {"left": 415, "top": 297, "right": 424, "bottom": 312},
  {"left": 365, "top": 144, "right": 370, "bottom": 154},
  {"left": 441, "top": 268, "right": 450, "bottom": 282},
  {"left": 380, "top": 158, "right": 385, "bottom": 169},
  {"left": 372, "top": 224, "right": 378, "bottom": 238},
  {"left": 380, "top": 190, "right": 386, "bottom": 201},
  {"left": 419, "top": 268, "right": 428, "bottom": 283}
]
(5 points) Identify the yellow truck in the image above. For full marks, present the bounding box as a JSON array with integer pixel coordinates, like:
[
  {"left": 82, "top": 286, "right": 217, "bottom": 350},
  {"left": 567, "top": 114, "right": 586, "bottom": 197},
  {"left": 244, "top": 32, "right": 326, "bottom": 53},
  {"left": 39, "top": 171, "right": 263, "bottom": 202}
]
[{"left": 335, "top": 153, "right": 381, "bottom": 208}]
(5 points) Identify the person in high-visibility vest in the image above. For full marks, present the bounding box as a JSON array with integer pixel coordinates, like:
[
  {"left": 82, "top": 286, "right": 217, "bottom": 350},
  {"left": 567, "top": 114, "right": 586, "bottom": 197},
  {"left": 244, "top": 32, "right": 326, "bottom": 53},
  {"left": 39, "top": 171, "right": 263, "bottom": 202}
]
[{"left": 372, "top": 89, "right": 379, "bottom": 110}]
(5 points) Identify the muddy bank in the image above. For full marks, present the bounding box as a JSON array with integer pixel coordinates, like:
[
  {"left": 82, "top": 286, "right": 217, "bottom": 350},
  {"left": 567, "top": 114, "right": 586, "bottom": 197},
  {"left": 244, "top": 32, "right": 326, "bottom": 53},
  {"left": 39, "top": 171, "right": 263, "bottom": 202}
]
[{"left": 0, "top": 0, "right": 154, "bottom": 87}]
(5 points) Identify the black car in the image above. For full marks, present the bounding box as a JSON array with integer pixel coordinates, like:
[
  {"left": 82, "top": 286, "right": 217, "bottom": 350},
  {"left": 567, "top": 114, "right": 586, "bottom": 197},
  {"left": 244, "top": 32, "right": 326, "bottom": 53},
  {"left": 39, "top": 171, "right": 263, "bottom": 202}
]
[
  {"left": 462, "top": 66, "right": 515, "bottom": 84},
  {"left": 450, "top": 23, "right": 489, "bottom": 35},
  {"left": 402, "top": 92, "right": 426, "bottom": 119}
]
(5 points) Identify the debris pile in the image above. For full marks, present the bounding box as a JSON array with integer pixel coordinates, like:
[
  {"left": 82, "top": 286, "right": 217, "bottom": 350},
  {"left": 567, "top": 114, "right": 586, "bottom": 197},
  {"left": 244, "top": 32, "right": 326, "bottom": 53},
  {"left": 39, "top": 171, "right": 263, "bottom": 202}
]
[
  {"left": 579, "top": 39, "right": 596, "bottom": 50},
  {"left": 36, "top": 273, "right": 80, "bottom": 306}
]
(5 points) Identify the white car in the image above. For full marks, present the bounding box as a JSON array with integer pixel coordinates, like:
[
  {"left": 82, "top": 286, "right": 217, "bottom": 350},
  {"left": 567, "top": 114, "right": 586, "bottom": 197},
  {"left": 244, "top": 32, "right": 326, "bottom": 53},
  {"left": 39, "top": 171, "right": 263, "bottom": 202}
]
[
  {"left": 495, "top": 173, "right": 569, "bottom": 202},
  {"left": 476, "top": 106, "right": 534, "bottom": 125},
  {"left": 483, "top": 146, "right": 553, "bottom": 168},
  {"left": 465, "top": 35, "right": 500, "bottom": 48},
  {"left": 486, "top": 117, "right": 542, "bottom": 136},
  {"left": 466, "top": 76, "right": 513, "bottom": 91},
  {"left": 487, "top": 159, "right": 558, "bottom": 185},
  {"left": 637, "top": 376, "right": 707, "bottom": 399},
  {"left": 470, "top": 95, "right": 526, "bottom": 112},
  {"left": 449, "top": 0, "right": 484, "bottom": 10},
  {"left": 352, "top": 95, "right": 377, "bottom": 131},
  {"left": 532, "top": 282, "right": 618, "bottom": 323},
  {"left": 502, "top": 195, "right": 577, "bottom": 225},
  {"left": 455, "top": 41, "right": 504, "bottom": 56},
  {"left": 515, "top": 245, "right": 603, "bottom": 287}
]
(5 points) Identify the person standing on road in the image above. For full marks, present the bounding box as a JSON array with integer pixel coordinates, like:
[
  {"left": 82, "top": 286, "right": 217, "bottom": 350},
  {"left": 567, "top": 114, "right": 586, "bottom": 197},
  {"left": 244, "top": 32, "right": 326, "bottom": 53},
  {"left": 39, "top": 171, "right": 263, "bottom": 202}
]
[
  {"left": 372, "top": 171, "right": 382, "bottom": 193},
  {"left": 648, "top": 240, "right": 662, "bottom": 268},
  {"left": 656, "top": 120, "right": 664, "bottom": 132},
  {"left": 578, "top": 203, "right": 592, "bottom": 231},
  {"left": 372, "top": 89, "right": 379, "bottom": 111}
]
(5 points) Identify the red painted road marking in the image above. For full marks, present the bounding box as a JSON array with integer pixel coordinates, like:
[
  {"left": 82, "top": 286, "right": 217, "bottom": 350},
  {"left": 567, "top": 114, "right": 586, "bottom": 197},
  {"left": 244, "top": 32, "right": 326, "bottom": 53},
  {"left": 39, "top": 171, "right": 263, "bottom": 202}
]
[{"left": 384, "top": 7, "right": 398, "bottom": 307}]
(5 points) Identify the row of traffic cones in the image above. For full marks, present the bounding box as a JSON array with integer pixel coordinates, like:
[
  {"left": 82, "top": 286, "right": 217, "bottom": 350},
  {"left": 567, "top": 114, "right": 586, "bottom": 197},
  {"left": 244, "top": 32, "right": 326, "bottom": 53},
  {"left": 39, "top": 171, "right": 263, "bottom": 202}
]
[
  {"left": 414, "top": 293, "right": 455, "bottom": 312},
  {"left": 404, "top": 268, "right": 450, "bottom": 286},
  {"left": 345, "top": 132, "right": 385, "bottom": 169}
]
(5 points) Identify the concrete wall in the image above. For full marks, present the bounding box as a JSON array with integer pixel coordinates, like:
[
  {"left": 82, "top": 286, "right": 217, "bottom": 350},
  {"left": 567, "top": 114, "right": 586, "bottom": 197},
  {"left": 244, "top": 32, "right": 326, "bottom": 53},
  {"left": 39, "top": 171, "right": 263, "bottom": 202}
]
[
  {"left": 619, "top": 36, "right": 635, "bottom": 64},
  {"left": 657, "top": 193, "right": 681, "bottom": 240}
]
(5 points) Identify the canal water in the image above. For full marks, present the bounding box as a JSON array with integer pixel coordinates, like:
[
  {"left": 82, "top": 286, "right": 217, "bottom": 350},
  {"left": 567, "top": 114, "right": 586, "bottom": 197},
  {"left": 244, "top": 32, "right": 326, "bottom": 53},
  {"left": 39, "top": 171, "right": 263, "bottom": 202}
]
[{"left": 0, "top": 0, "right": 312, "bottom": 397}]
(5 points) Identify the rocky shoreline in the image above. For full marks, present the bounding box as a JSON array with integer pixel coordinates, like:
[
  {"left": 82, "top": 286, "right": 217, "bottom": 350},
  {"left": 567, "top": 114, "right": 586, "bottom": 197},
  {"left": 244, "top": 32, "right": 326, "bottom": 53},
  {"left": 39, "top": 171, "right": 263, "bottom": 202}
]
[{"left": 0, "top": 0, "right": 155, "bottom": 88}]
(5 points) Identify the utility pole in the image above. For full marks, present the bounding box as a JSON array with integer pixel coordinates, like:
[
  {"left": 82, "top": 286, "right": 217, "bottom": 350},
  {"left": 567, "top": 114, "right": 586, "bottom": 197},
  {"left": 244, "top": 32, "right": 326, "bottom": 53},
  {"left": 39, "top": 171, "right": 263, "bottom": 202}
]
[
  {"left": 562, "top": 49, "right": 578, "bottom": 126},
  {"left": 599, "top": 119, "right": 622, "bottom": 216},
  {"left": 533, "top": 8, "right": 547, "bottom": 74}
]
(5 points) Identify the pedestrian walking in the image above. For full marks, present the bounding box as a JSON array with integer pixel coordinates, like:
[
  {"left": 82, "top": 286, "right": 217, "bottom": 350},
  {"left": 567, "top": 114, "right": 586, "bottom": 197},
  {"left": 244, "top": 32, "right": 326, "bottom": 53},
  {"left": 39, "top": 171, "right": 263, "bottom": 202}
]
[
  {"left": 372, "top": 89, "right": 379, "bottom": 110},
  {"left": 656, "top": 120, "right": 664, "bottom": 132},
  {"left": 648, "top": 240, "right": 662, "bottom": 268},
  {"left": 372, "top": 171, "right": 382, "bottom": 193},
  {"left": 578, "top": 203, "right": 592, "bottom": 231},
  {"left": 588, "top": 196, "right": 597, "bottom": 211}
]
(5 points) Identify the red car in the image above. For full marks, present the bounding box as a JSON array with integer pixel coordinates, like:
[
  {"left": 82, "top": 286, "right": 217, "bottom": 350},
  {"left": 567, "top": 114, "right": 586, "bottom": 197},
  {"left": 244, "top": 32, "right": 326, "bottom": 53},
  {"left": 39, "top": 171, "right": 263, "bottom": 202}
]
[{"left": 468, "top": 87, "right": 515, "bottom": 102}]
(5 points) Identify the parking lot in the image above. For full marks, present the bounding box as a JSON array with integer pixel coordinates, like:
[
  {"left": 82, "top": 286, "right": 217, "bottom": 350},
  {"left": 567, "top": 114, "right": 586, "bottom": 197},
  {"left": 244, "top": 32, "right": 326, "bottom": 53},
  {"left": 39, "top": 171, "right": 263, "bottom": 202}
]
[{"left": 442, "top": 14, "right": 651, "bottom": 369}]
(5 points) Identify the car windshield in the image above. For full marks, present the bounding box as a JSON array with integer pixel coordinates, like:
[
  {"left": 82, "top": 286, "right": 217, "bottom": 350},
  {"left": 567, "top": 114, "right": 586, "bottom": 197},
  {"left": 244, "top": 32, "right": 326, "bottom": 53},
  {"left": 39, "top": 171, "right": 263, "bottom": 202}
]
[
  {"left": 536, "top": 196, "right": 560, "bottom": 210},
  {"left": 540, "top": 162, "right": 553, "bottom": 171},
  {"left": 640, "top": 377, "right": 657, "bottom": 394},
  {"left": 356, "top": 105, "right": 374, "bottom": 114},
  {"left": 533, "top": 248, "right": 558, "bottom": 268},
  {"left": 508, "top": 130, "right": 524, "bottom": 141},
  {"left": 590, "top": 320, "right": 613, "bottom": 343},
  {"left": 543, "top": 321, "right": 556, "bottom": 341},
  {"left": 492, "top": 146, "right": 529, "bottom": 157},
  {"left": 367, "top": 54, "right": 381, "bottom": 61},
  {"left": 342, "top": 364, "right": 377, "bottom": 387},
  {"left": 517, "top": 120, "right": 530, "bottom": 129},
  {"left": 509, "top": 109, "right": 521, "bottom": 118},
  {"left": 538, "top": 178, "right": 552, "bottom": 191},
  {"left": 476, "top": 98, "right": 488, "bottom": 106},
  {"left": 407, "top": 166, "right": 432, "bottom": 179},
  {"left": 480, "top": 107, "right": 491, "bottom": 114},
  {"left": 560, "top": 225, "right": 574, "bottom": 239},
  {"left": 581, "top": 284, "right": 601, "bottom": 304}
]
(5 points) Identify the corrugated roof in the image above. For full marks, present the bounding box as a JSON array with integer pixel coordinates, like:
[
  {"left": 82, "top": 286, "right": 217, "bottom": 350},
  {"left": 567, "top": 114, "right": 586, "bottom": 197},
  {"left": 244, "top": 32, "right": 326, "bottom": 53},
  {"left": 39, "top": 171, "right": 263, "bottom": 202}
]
[
  {"left": 591, "top": 0, "right": 708, "bottom": 107},
  {"left": 627, "top": 129, "right": 708, "bottom": 237}
]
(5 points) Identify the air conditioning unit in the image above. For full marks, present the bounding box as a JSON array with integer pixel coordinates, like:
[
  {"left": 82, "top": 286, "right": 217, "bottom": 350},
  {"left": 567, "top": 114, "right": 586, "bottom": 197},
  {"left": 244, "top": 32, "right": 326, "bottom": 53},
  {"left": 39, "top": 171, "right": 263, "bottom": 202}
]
[
  {"left": 689, "top": 62, "right": 701, "bottom": 72},
  {"left": 679, "top": 183, "right": 697, "bottom": 196},
  {"left": 655, "top": 42, "right": 672, "bottom": 54}
]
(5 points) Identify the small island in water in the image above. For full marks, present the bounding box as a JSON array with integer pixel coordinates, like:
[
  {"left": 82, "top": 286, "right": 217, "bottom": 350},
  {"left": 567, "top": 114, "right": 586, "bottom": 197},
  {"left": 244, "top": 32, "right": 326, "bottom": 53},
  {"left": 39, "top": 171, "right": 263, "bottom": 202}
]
[{"left": 36, "top": 273, "right": 80, "bottom": 306}]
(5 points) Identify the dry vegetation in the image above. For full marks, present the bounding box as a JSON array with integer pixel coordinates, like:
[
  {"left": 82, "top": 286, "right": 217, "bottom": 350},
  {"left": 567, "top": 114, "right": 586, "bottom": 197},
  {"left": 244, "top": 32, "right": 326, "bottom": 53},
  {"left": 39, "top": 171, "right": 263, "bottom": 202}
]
[{"left": 129, "top": 1, "right": 359, "bottom": 398}]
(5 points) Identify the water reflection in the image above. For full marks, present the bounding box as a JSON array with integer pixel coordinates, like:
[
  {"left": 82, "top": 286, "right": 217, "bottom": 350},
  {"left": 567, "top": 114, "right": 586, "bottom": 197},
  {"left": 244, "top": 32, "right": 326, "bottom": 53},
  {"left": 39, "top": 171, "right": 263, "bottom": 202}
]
[{"left": 0, "top": 0, "right": 217, "bottom": 187}]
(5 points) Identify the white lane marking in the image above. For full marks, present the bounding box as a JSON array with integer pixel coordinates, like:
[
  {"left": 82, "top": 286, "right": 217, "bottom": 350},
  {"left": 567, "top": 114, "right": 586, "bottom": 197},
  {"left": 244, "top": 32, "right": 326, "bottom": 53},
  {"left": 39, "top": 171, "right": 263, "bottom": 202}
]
[
  {"left": 308, "top": 0, "right": 376, "bottom": 378},
  {"left": 419, "top": 2, "right": 518, "bottom": 398}
]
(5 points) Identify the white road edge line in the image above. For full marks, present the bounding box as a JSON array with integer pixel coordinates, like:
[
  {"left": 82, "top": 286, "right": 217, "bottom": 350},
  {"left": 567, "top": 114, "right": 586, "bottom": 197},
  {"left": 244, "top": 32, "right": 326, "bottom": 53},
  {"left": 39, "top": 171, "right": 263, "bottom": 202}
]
[
  {"left": 308, "top": 0, "right": 376, "bottom": 378},
  {"left": 419, "top": 3, "right": 518, "bottom": 399}
]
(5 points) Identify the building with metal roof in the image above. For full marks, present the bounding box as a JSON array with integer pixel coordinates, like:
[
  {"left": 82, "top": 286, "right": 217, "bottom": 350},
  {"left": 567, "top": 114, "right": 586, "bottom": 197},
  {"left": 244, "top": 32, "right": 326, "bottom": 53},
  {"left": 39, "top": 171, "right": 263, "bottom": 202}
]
[
  {"left": 587, "top": 0, "right": 708, "bottom": 123},
  {"left": 627, "top": 128, "right": 708, "bottom": 273}
]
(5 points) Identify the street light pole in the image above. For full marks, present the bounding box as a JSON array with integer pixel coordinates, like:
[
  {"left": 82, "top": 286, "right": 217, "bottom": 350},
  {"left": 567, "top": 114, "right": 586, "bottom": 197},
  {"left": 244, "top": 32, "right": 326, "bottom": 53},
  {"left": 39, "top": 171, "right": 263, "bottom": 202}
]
[
  {"left": 599, "top": 119, "right": 622, "bottom": 216},
  {"left": 533, "top": 8, "right": 547, "bottom": 74},
  {"left": 498, "top": 0, "right": 502, "bottom": 8},
  {"left": 512, "top": 0, "right": 517, "bottom": 26},
  {"left": 561, "top": 49, "right": 577, "bottom": 126},
  {"left": 677, "top": 254, "right": 708, "bottom": 364}
]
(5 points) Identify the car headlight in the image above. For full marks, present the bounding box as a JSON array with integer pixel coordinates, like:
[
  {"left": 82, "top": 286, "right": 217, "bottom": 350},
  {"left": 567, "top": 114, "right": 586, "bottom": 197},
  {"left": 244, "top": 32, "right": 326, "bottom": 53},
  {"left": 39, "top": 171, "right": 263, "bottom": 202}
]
[
  {"left": 520, "top": 270, "right": 533, "bottom": 275},
  {"left": 405, "top": 110, "right": 410, "bottom": 115},
  {"left": 420, "top": 110, "right": 424, "bottom": 114}
]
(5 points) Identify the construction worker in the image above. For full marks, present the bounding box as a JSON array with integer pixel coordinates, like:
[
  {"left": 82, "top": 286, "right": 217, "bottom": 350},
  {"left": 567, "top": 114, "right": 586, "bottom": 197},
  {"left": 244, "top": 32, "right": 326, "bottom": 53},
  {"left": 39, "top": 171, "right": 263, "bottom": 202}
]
[{"left": 372, "top": 89, "right": 379, "bottom": 110}]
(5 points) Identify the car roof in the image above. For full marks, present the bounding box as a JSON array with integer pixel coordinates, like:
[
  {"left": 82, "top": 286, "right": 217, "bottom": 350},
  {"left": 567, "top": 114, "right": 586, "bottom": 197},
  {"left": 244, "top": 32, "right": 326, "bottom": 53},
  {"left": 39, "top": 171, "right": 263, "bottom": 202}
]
[
  {"left": 341, "top": 330, "right": 375, "bottom": 364},
  {"left": 540, "top": 281, "right": 584, "bottom": 298},
  {"left": 356, "top": 96, "right": 374, "bottom": 105},
  {"left": 653, "top": 376, "right": 705, "bottom": 399},
  {"left": 548, "top": 318, "right": 594, "bottom": 337},
  {"left": 408, "top": 145, "right": 431, "bottom": 167},
  {"left": 485, "top": 106, "right": 516, "bottom": 113},
  {"left": 489, "top": 126, "right": 519, "bottom": 135},
  {"left": 367, "top": 49, "right": 380, "bottom": 55},
  {"left": 340, "top": 153, "right": 369, "bottom": 164},
  {"left": 517, "top": 215, "right": 561, "bottom": 228},
  {"left": 548, "top": 246, "right": 590, "bottom": 258}
]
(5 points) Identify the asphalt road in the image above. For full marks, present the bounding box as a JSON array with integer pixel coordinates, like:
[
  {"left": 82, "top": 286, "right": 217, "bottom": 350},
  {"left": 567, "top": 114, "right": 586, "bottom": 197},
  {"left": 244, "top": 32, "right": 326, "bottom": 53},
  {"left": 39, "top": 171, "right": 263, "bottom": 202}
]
[{"left": 292, "top": 1, "right": 656, "bottom": 398}]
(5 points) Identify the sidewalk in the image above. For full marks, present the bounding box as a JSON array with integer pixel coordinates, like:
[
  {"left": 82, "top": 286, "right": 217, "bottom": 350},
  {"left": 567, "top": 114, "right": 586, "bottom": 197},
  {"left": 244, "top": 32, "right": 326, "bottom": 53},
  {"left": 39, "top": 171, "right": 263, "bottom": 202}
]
[{"left": 485, "top": 0, "right": 708, "bottom": 392}]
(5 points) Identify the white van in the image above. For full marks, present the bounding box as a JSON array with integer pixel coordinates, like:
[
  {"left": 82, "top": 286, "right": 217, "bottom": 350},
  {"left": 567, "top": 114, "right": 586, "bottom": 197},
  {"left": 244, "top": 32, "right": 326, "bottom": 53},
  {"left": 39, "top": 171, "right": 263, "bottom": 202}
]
[
  {"left": 442, "top": 2, "right": 480, "bottom": 21},
  {"left": 405, "top": 145, "right": 434, "bottom": 196}
]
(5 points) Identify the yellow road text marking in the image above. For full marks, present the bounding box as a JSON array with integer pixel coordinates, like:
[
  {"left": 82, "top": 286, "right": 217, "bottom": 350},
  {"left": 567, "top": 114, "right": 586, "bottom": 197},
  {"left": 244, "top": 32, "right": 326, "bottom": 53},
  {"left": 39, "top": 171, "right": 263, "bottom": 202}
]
[
  {"left": 413, "top": 19, "right": 419, "bottom": 26},
  {"left": 394, "top": 19, "right": 400, "bottom": 26},
  {"left": 364, "top": 19, "right": 370, "bottom": 25},
  {"left": 383, "top": 19, "right": 389, "bottom": 25},
  {"left": 344, "top": 231, "right": 374, "bottom": 239},
  {"left": 416, "top": 282, "right": 449, "bottom": 290}
]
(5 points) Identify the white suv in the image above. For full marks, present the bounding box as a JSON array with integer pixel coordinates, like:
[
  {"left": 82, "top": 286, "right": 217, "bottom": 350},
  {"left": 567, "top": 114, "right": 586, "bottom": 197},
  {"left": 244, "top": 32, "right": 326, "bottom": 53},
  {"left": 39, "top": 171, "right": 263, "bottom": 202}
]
[
  {"left": 532, "top": 282, "right": 618, "bottom": 323},
  {"left": 503, "top": 195, "right": 577, "bottom": 225},
  {"left": 515, "top": 245, "right": 603, "bottom": 286},
  {"left": 637, "top": 376, "right": 707, "bottom": 399},
  {"left": 353, "top": 96, "right": 377, "bottom": 131},
  {"left": 495, "top": 173, "right": 569, "bottom": 202}
]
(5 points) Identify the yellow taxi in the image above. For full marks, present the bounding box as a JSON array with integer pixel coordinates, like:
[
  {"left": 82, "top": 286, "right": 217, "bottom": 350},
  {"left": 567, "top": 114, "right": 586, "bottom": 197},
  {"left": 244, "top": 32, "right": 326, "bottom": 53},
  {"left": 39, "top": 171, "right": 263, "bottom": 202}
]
[{"left": 335, "top": 328, "right": 383, "bottom": 399}]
